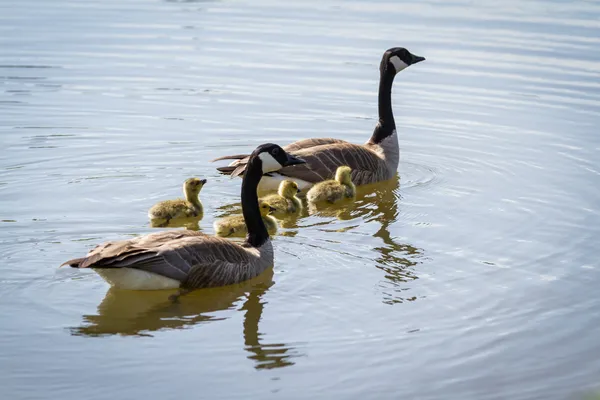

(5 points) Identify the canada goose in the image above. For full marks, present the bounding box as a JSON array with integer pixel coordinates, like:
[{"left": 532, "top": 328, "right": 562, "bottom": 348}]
[
  {"left": 307, "top": 166, "right": 355, "bottom": 204},
  {"left": 61, "top": 143, "right": 305, "bottom": 291},
  {"left": 212, "top": 47, "right": 425, "bottom": 192},
  {"left": 261, "top": 180, "right": 302, "bottom": 215},
  {"left": 148, "top": 177, "right": 206, "bottom": 223},
  {"left": 214, "top": 201, "right": 278, "bottom": 237}
]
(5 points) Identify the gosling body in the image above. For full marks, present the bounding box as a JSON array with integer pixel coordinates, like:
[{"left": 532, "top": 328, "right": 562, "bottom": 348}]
[
  {"left": 214, "top": 202, "right": 278, "bottom": 237},
  {"left": 148, "top": 178, "right": 206, "bottom": 221},
  {"left": 307, "top": 166, "right": 355, "bottom": 204},
  {"left": 261, "top": 180, "right": 302, "bottom": 215}
]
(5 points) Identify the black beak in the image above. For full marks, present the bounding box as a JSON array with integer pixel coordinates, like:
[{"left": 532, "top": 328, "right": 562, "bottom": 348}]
[
  {"left": 268, "top": 206, "right": 276, "bottom": 213},
  {"left": 200, "top": 179, "right": 207, "bottom": 185},
  {"left": 297, "top": 188, "right": 301, "bottom": 193},
  {"left": 410, "top": 54, "right": 426, "bottom": 65},
  {"left": 284, "top": 153, "right": 306, "bottom": 167}
]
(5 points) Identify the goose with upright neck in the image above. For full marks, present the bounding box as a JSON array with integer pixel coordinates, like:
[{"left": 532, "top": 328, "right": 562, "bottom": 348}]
[
  {"left": 61, "top": 144, "right": 305, "bottom": 291},
  {"left": 212, "top": 47, "right": 425, "bottom": 192}
]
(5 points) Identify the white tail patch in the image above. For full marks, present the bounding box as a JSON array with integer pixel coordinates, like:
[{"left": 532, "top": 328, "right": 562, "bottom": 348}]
[
  {"left": 389, "top": 55, "right": 408, "bottom": 73},
  {"left": 92, "top": 268, "right": 181, "bottom": 290}
]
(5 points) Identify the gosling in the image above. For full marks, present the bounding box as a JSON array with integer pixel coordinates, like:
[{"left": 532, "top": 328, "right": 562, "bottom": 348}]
[
  {"left": 214, "top": 202, "right": 278, "bottom": 237},
  {"left": 306, "top": 166, "right": 355, "bottom": 204},
  {"left": 148, "top": 177, "right": 206, "bottom": 222},
  {"left": 261, "top": 180, "right": 302, "bottom": 215}
]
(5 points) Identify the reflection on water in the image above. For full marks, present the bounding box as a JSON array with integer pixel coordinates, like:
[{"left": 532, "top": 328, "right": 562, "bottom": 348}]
[
  {"left": 3, "top": 0, "right": 600, "bottom": 397},
  {"left": 70, "top": 268, "right": 300, "bottom": 369},
  {"left": 217, "top": 175, "right": 423, "bottom": 304},
  {"left": 241, "top": 281, "right": 302, "bottom": 370},
  {"left": 316, "top": 175, "right": 424, "bottom": 304},
  {"left": 364, "top": 176, "right": 422, "bottom": 304}
]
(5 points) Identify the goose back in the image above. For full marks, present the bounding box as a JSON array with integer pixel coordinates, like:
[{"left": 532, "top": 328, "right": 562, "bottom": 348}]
[
  {"left": 63, "top": 230, "right": 273, "bottom": 289},
  {"left": 217, "top": 141, "right": 393, "bottom": 186}
]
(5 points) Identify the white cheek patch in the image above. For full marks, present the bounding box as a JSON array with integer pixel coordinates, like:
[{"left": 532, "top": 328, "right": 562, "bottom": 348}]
[
  {"left": 389, "top": 55, "right": 408, "bottom": 73},
  {"left": 258, "top": 152, "right": 282, "bottom": 173}
]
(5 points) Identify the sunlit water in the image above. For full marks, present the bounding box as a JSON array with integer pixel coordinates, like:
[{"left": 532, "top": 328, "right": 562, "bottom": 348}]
[{"left": 1, "top": 0, "right": 600, "bottom": 399}]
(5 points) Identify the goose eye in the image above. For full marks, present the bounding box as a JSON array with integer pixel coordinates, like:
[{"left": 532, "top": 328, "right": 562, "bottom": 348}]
[{"left": 271, "top": 148, "right": 279, "bottom": 156}]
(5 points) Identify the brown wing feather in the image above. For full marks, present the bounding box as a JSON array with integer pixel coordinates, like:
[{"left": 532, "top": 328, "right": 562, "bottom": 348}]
[
  {"left": 212, "top": 138, "right": 351, "bottom": 177},
  {"left": 282, "top": 138, "right": 349, "bottom": 152},
  {"left": 279, "top": 143, "right": 389, "bottom": 185},
  {"left": 211, "top": 138, "right": 347, "bottom": 165},
  {"left": 212, "top": 139, "right": 387, "bottom": 185},
  {"left": 62, "top": 231, "right": 257, "bottom": 287},
  {"left": 181, "top": 259, "right": 265, "bottom": 289}
]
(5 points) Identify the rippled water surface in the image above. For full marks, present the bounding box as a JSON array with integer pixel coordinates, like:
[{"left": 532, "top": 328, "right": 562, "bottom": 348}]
[{"left": 2, "top": 0, "right": 600, "bottom": 399}]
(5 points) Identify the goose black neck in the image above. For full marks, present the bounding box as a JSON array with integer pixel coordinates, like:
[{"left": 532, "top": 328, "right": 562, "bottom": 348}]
[
  {"left": 241, "top": 157, "right": 269, "bottom": 248},
  {"left": 369, "top": 67, "right": 397, "bottom": 144}
]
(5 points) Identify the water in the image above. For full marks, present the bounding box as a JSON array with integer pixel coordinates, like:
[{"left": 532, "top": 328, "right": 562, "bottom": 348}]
[{"left": 1, "top": 0, "right": 600, "bottom": 398}]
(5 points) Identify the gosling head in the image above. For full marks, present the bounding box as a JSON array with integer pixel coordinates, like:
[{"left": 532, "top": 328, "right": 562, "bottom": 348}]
[
  {"left": 380, "top": 47, "right": 425, "bottom": 75},
  {"left": 259, "top": 201, "right": 276, "bottom": 217},
  {"left": 253, "top": 143, "right": 306, "bottom": 174},
  {"left": 183, "top": 177, "right": 207, "bottom": 197},
  {"left": 335, "top": 166, "right": 353, "bottom": 185},
  {"left": 278, "top": 180, "right": 300, "bottom": 198}
]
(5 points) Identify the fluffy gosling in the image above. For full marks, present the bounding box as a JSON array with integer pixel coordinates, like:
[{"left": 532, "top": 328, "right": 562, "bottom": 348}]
[
  {"left": 148, "top": 177, "right": 206, "bottom": 222},
  {"left": 261, "top": 180, "right": 302, "bottom": 215},
  {"left": 214, "top": 202, "right": 278, "bottom": 237},
  {"left": 306, "top": 166, "right": 355, "bottom": 204}
]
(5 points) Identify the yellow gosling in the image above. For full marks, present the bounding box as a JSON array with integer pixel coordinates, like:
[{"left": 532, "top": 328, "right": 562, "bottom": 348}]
[
  {"left": 261, "top": 180, "right": 302, "bottom": 215},
  {"left": 214, "top": 202, "right": 278, "bottom": 238},
  {"left": 306, "top": 166, "right": 355, "bottom": 204},
  {"left": 148, "top": 178, "right": 206, "bottom": 222}
]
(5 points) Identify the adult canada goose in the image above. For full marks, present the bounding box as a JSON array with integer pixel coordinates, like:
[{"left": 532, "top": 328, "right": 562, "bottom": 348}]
[
  {"left": 306, "top": 166, "right": 356, "bottom": 204},
  {"left": 261, "top": 180, "right": 302, "bottom": 215},
  {"left": 61, "top": 144, "right": 305, "bottom": 291},
  {"left": 213, "top": 201, "right": 278, "bottom": 237},
  {"left": 148, "top": 177, "right": 206, "bottom": 223},
  {"left": 212, "top": 47, "right": 425, "bottom": 192}
]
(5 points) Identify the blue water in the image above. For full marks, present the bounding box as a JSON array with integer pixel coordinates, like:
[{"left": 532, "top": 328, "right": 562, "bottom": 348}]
[{"left": 1, "top": 0, "right": 600, "bottom": 399}]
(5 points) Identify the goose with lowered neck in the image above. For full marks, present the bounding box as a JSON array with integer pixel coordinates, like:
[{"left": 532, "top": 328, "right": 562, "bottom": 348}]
[
  {"left": 61, "top": 143, "right": 305, "bottom": 291},
  {"left": 212, "top": 47, "right": 425, "bottom": 192}
]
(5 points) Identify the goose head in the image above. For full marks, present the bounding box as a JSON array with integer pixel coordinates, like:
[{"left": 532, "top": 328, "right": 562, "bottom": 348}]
[
  {"left": 278, "top": 180, "right": 300, "bottom": 198},
  {"left": 381, "top": 47, "right": 425, "bottom": 74},
  {"left": 183, "top": 177, "right": 207, "bottom": 198},
  {"left": 335, "top": 166, "right": 353, "bottom": 185},
  {"left": 259, "top": 201, "right": 276, "bottom": 216},
  {"left": 255, "top": 143, "right": 306, "bottom": 174}
]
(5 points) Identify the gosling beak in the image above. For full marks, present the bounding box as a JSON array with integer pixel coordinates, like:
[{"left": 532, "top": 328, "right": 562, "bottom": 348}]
[
  {"left": 199, "top": 179, "right": 207, "bottom": 185},
  {"left": 410, "top": 54, "right": 426, "bottom": 65},
  {"left": 297, "top": 188, "right": 301, "bottom": 193},
  {"left": 268, "top": 206, "right": 276, "bottom": 213},
  {"left": 284, "top": 153, "right": 306, "bottom": 167}
]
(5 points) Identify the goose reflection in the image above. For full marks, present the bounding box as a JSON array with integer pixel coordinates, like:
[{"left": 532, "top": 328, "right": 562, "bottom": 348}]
[
  {"left": 70, "top": 269, "right": 301, "bottom": 370},
  {"left": 218, "top": 174, "right": 424, "bottom": 304},
  {"left": 355, "top": 175, "right": 423, "bottom": 304},
  {"left": 307, "top": 175, "right": 423, "bottom": 304}
]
